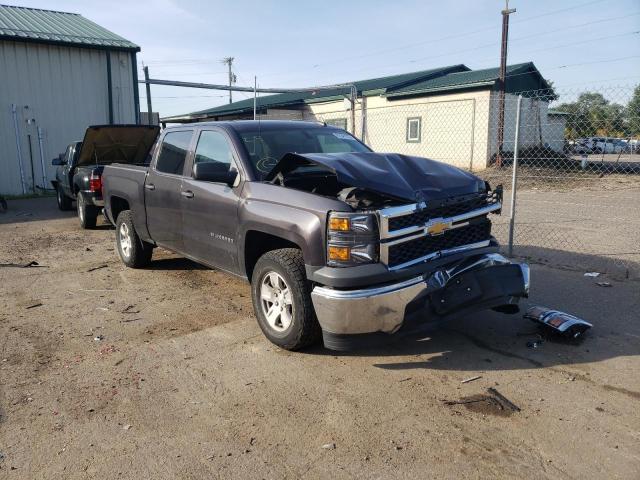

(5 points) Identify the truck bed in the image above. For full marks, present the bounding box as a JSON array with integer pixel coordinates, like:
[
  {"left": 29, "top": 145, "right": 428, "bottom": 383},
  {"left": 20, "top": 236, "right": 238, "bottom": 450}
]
[{"left": 102, "top": 163, "right": 149, "bottom": 228}]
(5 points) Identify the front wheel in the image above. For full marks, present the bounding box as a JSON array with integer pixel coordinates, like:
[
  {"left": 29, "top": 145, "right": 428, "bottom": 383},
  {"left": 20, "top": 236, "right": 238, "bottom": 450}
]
[
  {"left": 115, "top": 210, "right": 153, "bottom": 268},
  {"left": 77, "top": 193, "right": 98, "bottom": 229},
  {"left": 251, "top": 248, "right": 321, "bottom": 350}
]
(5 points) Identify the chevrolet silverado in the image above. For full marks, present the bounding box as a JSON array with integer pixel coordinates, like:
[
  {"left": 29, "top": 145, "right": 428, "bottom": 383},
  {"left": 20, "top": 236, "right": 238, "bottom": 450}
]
[{"left": 101, "top": 121, "right": 529, "bottom": 351}]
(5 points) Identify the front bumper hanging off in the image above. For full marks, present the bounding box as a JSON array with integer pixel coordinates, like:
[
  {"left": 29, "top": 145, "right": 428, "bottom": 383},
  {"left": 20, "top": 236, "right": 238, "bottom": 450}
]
[{"left": 311, "top": 253, "right": 529, "bottom": 349}]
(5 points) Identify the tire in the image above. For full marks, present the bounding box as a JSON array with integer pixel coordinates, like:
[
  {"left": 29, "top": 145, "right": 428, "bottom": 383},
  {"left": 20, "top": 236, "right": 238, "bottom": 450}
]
[
  {"left": 115, "top": 210, "right": 153, "bottom": 268},
  {"left": 251, "top": 248, "right": 321, "bottom": 350},
  {"left": 56, "top": 184, "right": 73, "bottom": 211},
  {"left": 77, "top": 193, "right": 98, "bottom": 229}
]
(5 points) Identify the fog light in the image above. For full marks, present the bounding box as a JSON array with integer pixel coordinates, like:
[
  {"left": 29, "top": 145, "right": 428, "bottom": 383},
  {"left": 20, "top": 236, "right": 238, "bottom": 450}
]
[
  {"left": 329, "top": 217, "right": 350, "bottom": 231},
  {"left": 328, "top": 245, "right": 350, "bottom": 261}
]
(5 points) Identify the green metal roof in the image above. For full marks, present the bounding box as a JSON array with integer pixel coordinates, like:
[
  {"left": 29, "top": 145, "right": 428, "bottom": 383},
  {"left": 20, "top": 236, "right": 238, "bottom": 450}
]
[
  {"left": 165, "top": 65, "right": 470, "bottom": 122},
  {"left": 0, "top": 4, "right": 139, "bottom": 51},
  {"left": 165, "top": 62, "right": 552, "bottom": 123},
  {"left": 386, "top": 62, "right": 550, "bottom": 97}
]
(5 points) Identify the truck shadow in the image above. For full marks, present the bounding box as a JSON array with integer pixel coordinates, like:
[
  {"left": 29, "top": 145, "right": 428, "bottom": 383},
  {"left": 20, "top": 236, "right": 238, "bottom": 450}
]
[
  {"left": 0, "top": 197, "right": 74, "bottom": 225},
  {"left": 307, "top": 263, "right": 640, "bottom": 390},
  {"left": 305, "top": 309, "right": 640, "bottom": 403},
  {"left": 147, "top": 257, "right": 210, "bottom": 271},
  {"left": 0, "top": 197, "right": 114, "bottom": 231}
]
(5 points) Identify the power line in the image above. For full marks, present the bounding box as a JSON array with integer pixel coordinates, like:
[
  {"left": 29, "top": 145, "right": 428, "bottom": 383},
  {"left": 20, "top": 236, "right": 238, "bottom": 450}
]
[
  {"left": 139, "top": 0, "right": 611, "bottom": 77},
  {"left": 139, "top": 94, "right": 228, "bottom": 99},
  {"left": 258, "top": 0, "right": 612, "bottom": 79},
  {"left": 305, "top": 29, "right": 640, "bottom": 83},
  {"left": 511, "top": 0, "right": 605, "bottom": 24}
]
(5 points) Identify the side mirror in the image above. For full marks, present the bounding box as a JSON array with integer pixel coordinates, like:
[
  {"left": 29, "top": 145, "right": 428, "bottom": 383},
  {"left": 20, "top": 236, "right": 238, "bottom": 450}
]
[
  {"left": 52, "top": 154, "right": 66, "bottom": 166},
  {"left": 193, "top": 162, "right": 237, "bottom": 186}
]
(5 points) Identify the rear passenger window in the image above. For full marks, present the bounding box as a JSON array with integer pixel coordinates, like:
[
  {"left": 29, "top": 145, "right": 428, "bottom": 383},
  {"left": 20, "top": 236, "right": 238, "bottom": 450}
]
[{"left": 155, "top": 131, "right": 193, "bottom": 175}]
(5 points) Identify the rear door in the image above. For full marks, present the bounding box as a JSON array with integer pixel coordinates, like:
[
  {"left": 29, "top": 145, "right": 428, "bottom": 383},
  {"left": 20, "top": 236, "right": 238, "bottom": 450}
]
[
  {"left": 180, "top": 127, "right": 242, "bottom": 273},
  {"left": 145, "top": 129, "right": 194, "bottom": 253}
]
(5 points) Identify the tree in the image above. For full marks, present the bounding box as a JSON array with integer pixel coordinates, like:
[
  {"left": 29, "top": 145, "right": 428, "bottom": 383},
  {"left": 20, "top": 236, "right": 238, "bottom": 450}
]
[
  {"left": 555, "top": 92, "right": 626, "bottom": 138},
  {"left": 626, "top": 85, "right": 640, "bottom": 136}
]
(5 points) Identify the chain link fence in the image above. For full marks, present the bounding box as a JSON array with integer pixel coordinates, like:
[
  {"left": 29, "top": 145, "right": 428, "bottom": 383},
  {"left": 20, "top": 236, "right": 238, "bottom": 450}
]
[{"left": 251, "top": 84, "right": 640, "bottom": 278}]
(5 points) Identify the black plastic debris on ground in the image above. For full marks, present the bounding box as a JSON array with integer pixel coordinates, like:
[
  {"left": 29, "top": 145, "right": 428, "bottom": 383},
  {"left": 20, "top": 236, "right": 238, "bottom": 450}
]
[
  {"left": 524, "top": 305, "right": 592, "bottom": 339},
  {"left": 0, "top": 260, "right": 47, "bottom": 268}
]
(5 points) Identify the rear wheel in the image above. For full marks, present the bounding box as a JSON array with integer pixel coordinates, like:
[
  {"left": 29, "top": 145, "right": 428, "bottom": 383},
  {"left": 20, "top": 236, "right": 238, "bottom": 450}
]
[
  {"left": 77, "top": 193, "right": 98, "bottom": 229},
  {"left": 115, "top": 210, "right": 153, "bottom": 268},
  {"left": 56, "top": 185, "right": 72, "bottom": 211},
  {"left": 251, "top": 248, "right": 321, "bottom": 350}
]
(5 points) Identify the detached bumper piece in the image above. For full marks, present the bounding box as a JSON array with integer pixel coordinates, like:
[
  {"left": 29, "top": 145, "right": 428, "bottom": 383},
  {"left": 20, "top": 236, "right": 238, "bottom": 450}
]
[
  {"left": 311, "top": 253, "right": 529, "bottom": 350},
  {"left": 524, "top": 306, "right": 592, "bottom": 339}
]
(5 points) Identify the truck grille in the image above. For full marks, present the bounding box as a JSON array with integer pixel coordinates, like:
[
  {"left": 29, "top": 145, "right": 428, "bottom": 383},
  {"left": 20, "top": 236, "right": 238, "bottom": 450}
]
[
  {"left": 388, "top": 192, "right": 499, "bottom": 232},
  {"left": 387, "top": 220, "right": 491, "bottom": 268},
  {"left": 378, "top": 189, "right": 502, "bottom": 270}
]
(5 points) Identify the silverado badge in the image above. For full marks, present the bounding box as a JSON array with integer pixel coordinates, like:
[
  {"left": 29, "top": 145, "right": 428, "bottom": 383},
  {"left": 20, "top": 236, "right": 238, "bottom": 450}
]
[{"left": 425, "top": 218, "right": 452, "bottom": 236}]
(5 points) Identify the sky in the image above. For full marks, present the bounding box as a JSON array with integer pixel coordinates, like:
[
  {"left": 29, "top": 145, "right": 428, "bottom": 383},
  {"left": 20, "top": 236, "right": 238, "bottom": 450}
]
[{"left": 7, "top": 0, "right": 640, "bottom": 116}]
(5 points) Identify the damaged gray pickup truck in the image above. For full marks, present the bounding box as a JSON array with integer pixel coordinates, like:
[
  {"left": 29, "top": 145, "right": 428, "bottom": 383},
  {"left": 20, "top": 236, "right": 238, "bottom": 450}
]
[{"left": 102, "top": 121, "right": 529, "bottom": 351}]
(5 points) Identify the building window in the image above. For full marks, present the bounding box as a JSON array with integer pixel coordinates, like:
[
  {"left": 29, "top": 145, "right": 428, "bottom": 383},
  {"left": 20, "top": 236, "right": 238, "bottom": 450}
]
[
  {"left": 325, "top": 118, "right": 348, "bottom": 130},
  {"left": 406, "top": 117, "right": 421, "bottom": 143}
]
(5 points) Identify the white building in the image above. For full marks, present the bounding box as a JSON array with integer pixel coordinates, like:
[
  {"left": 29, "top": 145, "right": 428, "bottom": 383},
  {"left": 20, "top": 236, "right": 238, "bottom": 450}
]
[
  {"left": 165, "top": 62, "right": 562, "bottom": 171},
  {"left": 0, "top": 5, "right": 140, "bottom": 195}
]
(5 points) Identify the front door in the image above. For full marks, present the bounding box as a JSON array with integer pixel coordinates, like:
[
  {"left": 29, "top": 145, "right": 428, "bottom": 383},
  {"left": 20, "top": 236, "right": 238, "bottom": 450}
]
[
  {"left": 145, "top": 129, "right": 194, "bottom": 253},
  {"left": 181, "top": 129, "right": 241, "bottom": 274}
]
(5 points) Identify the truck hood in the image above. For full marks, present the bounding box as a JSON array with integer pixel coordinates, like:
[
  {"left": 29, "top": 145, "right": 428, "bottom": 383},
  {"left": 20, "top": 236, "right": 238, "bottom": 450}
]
[
  {"left": 77, "top": 125, "right": 160, "bottom": 167},
  {"left": 265, "top": 152, "right": 486, "bottom": 203}
]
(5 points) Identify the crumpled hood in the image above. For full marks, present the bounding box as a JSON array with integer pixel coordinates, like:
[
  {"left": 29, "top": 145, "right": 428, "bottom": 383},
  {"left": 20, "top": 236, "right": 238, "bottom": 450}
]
[
  {"left": 77, "top": 124, "right": 160, "bottom": 167},
  {"left": 266, "top": 152, "right": 486, "bottom": 202}
]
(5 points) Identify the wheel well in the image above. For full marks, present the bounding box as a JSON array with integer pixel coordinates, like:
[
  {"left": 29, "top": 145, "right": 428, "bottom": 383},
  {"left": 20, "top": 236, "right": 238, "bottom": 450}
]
[
  {"left": 110, "top": 196, "right": 130, "bottom": 223},
  {"left": 244, "top": 231, "right": 300, "bottom": 279}
]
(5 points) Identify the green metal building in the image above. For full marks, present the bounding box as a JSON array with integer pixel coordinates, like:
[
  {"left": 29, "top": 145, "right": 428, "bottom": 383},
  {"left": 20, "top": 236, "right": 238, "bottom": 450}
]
[{"left": 0, "top": 4, "right": 140, "bottom": 195}]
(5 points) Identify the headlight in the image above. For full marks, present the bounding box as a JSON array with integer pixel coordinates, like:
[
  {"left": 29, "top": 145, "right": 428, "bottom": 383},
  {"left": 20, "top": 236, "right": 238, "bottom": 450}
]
[{"left": 327, "top": 212, "right": 379, "bottom": 267}]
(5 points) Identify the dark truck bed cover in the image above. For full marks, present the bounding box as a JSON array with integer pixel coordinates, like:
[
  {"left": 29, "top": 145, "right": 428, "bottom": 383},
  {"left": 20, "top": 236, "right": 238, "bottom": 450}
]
[{"left": 76, "top": 125, "right": 159, "bottom": 167}]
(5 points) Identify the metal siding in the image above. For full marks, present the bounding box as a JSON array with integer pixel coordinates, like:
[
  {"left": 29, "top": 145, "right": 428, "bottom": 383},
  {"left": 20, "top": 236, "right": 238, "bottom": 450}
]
[
  {"left": 109, "top": 50, "right": 135, "bottom": 123},
  {"left": 0, "top": 40, "right": 136, "bottom": 195}
]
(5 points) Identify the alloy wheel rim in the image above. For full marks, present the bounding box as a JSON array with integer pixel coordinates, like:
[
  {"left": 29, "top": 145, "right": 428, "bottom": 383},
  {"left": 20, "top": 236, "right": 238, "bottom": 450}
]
[
  {"left": 260, "top": 271, "right": 293, "bottom": 332},
  {"left": 119, "top": 222, "right": 132, "bottom": 258}
]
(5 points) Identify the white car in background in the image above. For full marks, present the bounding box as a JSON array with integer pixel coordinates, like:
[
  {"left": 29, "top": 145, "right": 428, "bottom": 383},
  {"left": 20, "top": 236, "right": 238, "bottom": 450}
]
[{"left": 574, "top": 137, "right": 627, "bottom": 154}]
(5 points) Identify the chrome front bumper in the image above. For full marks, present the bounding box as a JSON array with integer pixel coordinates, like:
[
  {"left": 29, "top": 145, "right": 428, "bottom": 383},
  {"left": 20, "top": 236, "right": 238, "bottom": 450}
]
[{"left": 311, "top": 253, "right": 530, "bottom": 335}]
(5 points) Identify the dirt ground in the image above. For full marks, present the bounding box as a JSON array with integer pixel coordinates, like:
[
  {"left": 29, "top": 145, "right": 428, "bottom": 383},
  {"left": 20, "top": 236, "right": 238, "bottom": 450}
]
[{"left": 1, "top": 198, "right": 639, "bottom": 480}]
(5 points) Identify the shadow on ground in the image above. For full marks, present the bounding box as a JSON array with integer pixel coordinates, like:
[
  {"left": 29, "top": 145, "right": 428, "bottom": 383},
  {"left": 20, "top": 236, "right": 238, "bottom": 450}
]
[
  {"left": 303, "top": 264, "right": 640, "bottom": 397},
  {"left": 512, "top": 245, "right": 640, "bottom": 280},
  {"left": 147, "top": 257, "right": 210, "bottom": 271}
]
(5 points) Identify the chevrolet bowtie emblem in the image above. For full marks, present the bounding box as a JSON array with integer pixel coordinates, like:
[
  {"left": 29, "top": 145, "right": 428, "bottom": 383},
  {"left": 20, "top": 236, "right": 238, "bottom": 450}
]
[{"left": 425, "top": 219, "right": 452, "bottom": 236}]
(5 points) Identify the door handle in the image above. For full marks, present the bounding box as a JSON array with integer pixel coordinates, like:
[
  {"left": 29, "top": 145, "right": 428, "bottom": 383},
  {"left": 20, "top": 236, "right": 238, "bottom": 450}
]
[
  {"left": 181, "top": 190, "right": 194, "bottom": 199},
  {"left": 145, "top": 183, "right": 155, "bottom": 191}
]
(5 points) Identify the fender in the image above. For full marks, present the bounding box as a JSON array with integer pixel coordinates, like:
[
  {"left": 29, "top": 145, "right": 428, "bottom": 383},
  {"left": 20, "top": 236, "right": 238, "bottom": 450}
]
[{"left": 238, "top": 200, "right": 325, "bottom": 273}]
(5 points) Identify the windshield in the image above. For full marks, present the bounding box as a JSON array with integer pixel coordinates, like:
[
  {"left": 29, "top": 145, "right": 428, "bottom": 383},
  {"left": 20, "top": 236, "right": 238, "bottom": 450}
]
[{"left": 238, "top": 126, "right": 371, "bottom": 178}]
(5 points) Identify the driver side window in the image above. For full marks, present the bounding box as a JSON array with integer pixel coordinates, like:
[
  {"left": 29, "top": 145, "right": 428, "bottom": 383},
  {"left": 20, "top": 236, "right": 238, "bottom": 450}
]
[{"left": 194, "top": 130, "right": 235, "bottom": 171}]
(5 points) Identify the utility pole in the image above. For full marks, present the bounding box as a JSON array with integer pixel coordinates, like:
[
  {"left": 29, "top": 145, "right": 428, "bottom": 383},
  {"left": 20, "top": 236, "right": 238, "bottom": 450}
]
[
  {"left": 222, "top": 57, "right": 236, "bottom": 104},
  {"left": 143, "top": 65, "right": 153, "bottom": 125},
  {"left": 253, "top": 75, "right": 257, "bottom": 120},
  {"left": 496, "top": 0, "right": 516, "bottom": 167}
]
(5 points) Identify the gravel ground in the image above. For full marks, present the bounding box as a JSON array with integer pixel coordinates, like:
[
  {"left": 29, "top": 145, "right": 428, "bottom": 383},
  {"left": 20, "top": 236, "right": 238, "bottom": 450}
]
[{"left": 1, "top": 198, "right": 639, "bottom": 479}]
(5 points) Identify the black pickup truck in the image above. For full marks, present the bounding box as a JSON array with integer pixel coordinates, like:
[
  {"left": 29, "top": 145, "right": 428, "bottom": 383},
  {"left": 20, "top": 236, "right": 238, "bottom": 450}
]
[
  {"left": 102, "top": 121, "right": 529, "bottom": 351},
  {"left": 52, "top": 125, "right": 159, "bottom": 228}
]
